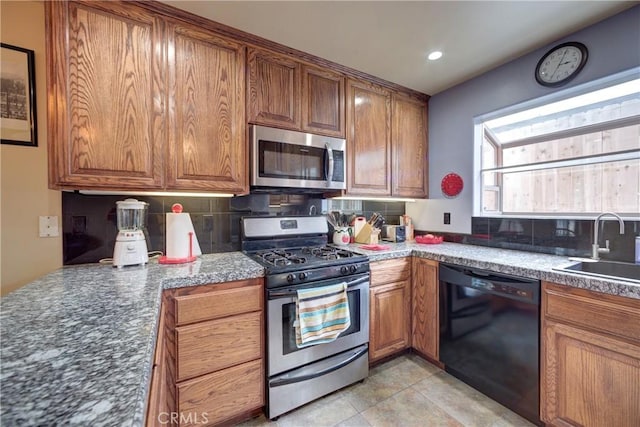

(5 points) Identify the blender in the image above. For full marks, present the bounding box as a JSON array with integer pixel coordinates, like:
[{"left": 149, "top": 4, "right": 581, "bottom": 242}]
[{"left": 113, "top": 198, "right": 149, "bottom": 268}]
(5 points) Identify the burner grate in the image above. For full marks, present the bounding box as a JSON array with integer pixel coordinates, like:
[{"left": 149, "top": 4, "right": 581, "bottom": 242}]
[
  {"left": 257, "top": 249, "right": 308, "bottom": 267},
  {"left": 250, "top": 244, "right": 365, "bottom": 274},
  {"left": 302, "top": 245, "right": 355, "bottom": 259}
]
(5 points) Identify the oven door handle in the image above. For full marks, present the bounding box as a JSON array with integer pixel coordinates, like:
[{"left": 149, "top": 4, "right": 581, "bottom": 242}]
[
  {"left": 268, "top": 275, "right": 369, "bottom": 299},
  {"left": 269, "top": 344, "right": 368, "bottom": 387}
]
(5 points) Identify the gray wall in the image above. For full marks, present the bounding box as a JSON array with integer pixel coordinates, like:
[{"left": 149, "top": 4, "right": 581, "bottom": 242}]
[{"left": 407, "top": 5, "right": 640, "bottom": 234}]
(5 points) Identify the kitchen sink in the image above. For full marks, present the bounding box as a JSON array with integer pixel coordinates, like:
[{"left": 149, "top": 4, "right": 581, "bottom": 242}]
[{"left": 554, "top": 260, "right": 640, "bottom": 284}]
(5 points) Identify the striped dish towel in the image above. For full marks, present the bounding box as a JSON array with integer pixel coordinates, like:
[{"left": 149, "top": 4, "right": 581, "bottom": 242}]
[{"left": 295, "top": 282, "right": 351, "bottom": 348}]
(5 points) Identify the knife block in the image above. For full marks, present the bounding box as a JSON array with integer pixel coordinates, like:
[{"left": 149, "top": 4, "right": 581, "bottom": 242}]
[{"left": 355, "top": 223, "right": 379, "bottom": 244}]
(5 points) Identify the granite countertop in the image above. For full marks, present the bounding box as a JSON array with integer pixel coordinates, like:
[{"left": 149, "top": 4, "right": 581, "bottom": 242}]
[
  {"left": 0, "top": 253, "right": 264, "bottom": 427},
  {"left": 349, "top": 241, "right": 640, "bottom": 299},
  {"left": 1, "top": 243, "right": 638, "bottom": 426}
]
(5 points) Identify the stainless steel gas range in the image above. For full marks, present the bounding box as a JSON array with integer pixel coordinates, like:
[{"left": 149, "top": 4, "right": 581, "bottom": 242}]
[{"left": 242, "top": 216, "right": 370, "bottom": 420}]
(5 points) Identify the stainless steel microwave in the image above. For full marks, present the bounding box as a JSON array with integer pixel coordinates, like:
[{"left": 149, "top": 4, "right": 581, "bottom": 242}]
[{"left": 250, "top": 125, "right": 346, "bottom": 191}]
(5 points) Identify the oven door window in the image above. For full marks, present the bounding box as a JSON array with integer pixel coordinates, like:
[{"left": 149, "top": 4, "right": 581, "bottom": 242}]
[
  {"left": 259, "top": 139, "right": 326, "bottom": 181},
  {"left": 281, "top": 288, "right": 361, "bottom": 355}
]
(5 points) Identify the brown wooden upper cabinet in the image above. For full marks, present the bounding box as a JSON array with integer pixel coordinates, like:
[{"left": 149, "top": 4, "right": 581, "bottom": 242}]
[
  {"left": 47, "top": 1, "right": 425, "bottom": 195},
  {"left": 392, "top": 93, "right": 428, "bottom": 198},
  {"left": 166, "top": 20, "right": 247, "bottom": 192},
  {"left": 302, "top": 65, "right": 346, "bottom": 137},
  {"left": 47, "top": 1, "right": 165, "bottom": 190},
  {"left": 347, "top": 80, "right": 392, "bottom": 196},
  {"left": 247, "top": 47, "right": 346, "bottom": 138},
  {"left": 46, "top": 1, "right": 248, "bottom": 193},
  {"left": 347, "top": 79, "right": 428, "bottom": 198},
  {"left": 247, "top": 47, "right": 301, "bottom": 129}
]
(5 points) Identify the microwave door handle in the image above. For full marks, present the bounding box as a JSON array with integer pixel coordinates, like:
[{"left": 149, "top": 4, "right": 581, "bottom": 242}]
[{"left": 325, "top": 143, "right": 334, "bottom": 186}]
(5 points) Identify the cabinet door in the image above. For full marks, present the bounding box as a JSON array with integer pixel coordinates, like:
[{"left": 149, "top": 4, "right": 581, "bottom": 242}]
[
  {"left": 302, "top": 66, "right": 345, "bottom": 137},
  {"left": 47, "top": 1, "right": 164, "bottom": 189},
  {"left": 411, "top": 258, "right": 439, "bottom": 360},
  {"left": 392, "top": 93, "right": 428, "bottom": 198},
  {"left": 541, "top": 282, "right": 640, "bottom": 426},
  {"left": 542, "top": 319, "right": 640, "bottom": 426},
  {"left": 166, "top": 22, "right": 247, "bottom": 193},
  {"left": 346, "top": 79, "right": 391, "bottom": 196},
  {"left": 369, "top": 280, "right": 411, "bottom": 362},
  {"left": 247, "top": 47, "right": 301, "bottom": 129}
]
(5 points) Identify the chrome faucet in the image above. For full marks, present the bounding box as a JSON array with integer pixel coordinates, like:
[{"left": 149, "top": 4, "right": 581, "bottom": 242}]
[{"left": 591, "top": 212, "right": 625, "bottom": 261}]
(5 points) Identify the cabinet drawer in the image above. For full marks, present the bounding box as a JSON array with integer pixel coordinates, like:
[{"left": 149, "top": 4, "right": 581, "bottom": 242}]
[
  {"left": 177, "top": 359, "right": 263, "bottom": 427},
  {"left": 543, "top": 282, "right": 640, "bottom": 343},
  {"left": 176, "top": 311, "right": 262, "bottom": 381},
  {"left": 175, "top": 282, "right": 262, "bottom": 326},
  {"left": 370, "top": 257, "right": 410, "bottom": 286}
]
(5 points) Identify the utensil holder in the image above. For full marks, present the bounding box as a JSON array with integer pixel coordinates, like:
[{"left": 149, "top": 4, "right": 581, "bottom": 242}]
[{"left": 333, "top": 227, "right": 350, "bottom": 246}]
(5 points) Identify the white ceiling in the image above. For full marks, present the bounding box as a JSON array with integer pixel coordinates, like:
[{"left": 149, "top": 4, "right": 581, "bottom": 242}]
[{"left": 159, "top": 1, "right": 635, "bottom": 95}]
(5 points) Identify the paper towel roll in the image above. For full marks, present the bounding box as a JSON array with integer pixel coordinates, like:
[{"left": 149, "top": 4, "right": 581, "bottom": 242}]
[{"left": 166, "top": 213, "right": 202, "bottom": 259}]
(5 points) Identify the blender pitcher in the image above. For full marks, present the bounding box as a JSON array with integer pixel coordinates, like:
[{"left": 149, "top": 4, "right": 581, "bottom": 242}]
[{"left": 113, "top": 198, "right": 149, "bottom": 268}]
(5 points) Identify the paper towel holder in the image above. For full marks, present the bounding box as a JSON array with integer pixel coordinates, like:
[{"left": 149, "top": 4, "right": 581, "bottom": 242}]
[{"left": 159, "top": 203, "right": 200, "bottom": 264}]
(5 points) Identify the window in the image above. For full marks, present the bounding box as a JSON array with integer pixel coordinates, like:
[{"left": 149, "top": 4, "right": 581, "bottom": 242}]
[{"left": 477, "top": 73, "right": 640, "bottom": 217}]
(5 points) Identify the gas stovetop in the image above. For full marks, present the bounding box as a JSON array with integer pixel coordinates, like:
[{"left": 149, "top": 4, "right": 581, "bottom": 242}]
[
  {"left": 241, "top": 216, "right": 370, "bottom": 288},
  {"left": 252, "top": 245, "right": 364, "bottom": 270}
]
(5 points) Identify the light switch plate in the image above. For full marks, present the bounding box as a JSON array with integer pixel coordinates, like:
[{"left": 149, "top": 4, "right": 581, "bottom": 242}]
[{"left": 39, "top": 216, "right": 59, "bottom": 237}]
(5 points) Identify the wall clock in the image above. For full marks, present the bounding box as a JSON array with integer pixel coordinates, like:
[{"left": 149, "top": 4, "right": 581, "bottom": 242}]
[
  {"left": 535, "top": 42, "right": 588, "bottom": 87},
  {"left": 441, "top": 173, "right": 463, "bottom": 198}
]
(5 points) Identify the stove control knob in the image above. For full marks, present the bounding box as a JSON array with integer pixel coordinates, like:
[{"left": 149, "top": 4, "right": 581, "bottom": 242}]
[
  {"left": 349, "top": 265, "right": 358, "bottom": 274},
  {"left": 340, "top": 266, "right": 349, "bottom": 275},
  {"left": 287, "top": 274, "right": 296, "bottom": 283},
  {"left": 298, "top": 272, "right": 308, "bottom": 280}
]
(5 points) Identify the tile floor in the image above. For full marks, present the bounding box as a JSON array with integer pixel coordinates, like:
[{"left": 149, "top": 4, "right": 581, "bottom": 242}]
[{"left": 239, "top": 354, "right": 536, "bottom": 427}]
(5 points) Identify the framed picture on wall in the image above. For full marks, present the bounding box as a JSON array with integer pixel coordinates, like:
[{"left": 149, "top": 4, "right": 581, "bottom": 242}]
[{"left": 1, "top": 43, "right": 37, "bottom": 147}]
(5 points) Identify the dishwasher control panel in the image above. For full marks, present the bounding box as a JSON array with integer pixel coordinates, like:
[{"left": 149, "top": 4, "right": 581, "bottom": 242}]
[{"left": 471, "top": 278, "right": 533, "bottom": 300}]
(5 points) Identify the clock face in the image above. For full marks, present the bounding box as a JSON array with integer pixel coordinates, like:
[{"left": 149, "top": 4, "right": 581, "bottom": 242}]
[{"left": 535, "top": 42, "right": 588, "bottom": 87}]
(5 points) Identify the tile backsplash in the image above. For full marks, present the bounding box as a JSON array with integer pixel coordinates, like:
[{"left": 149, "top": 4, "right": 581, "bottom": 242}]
[
  {"left": 62, "top": 192, "right": 405, "bottom": 265},
  {"left": 443, "top": 216, "right": 639, "bottom": 263},
  {"left": 64, "top": 191, "right": 638, "bottom": 265}
]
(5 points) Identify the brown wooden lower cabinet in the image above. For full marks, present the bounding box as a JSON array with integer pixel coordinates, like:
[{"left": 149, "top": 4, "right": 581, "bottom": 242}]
[
  {"left": 541, "top": 282, "right": 640, "bottom": 427},
  {"left": 176, "top": 311, "right": 262, "bottom": 381},
  {"left": 177, "top": 359, "right": 263, "bottom": 427},
  {"left": 370, "top": 280, "right": 411, "bottom": 361},
  {"left": 146, "top": 301, "right": 170, "bottom": 426},
  {"left": 411, "top": 257, "right": 439, "bottom": 361},
  {"left": 147, "top": 278, "right": 264, "bottom": 427},
  {"left": 369, "top": 258, "right": 411, "bottom": 362}
]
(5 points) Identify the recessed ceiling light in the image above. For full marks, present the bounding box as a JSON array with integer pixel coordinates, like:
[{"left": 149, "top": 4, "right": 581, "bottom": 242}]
[{"left": 428, "top": 51, "right": 443, "bottom": 61}]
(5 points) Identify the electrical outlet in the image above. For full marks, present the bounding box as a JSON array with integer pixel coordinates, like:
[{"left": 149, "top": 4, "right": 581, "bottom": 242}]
[
  {"left": 39, "top": 216, "right": 59, "bottom": 237},
  {"left": 444, "top": 212, "right": 451, "bottom": 225}
]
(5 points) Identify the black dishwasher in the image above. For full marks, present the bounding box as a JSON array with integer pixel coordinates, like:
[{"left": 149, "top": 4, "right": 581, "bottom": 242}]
[{"left": 439, "top": 263, "right": 541, "bottom": 425}]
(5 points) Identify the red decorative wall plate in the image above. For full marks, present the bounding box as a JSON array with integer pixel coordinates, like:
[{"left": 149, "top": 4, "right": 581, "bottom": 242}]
[{"left": 441, "top": 173, "right": 463, "bottom": 197}]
